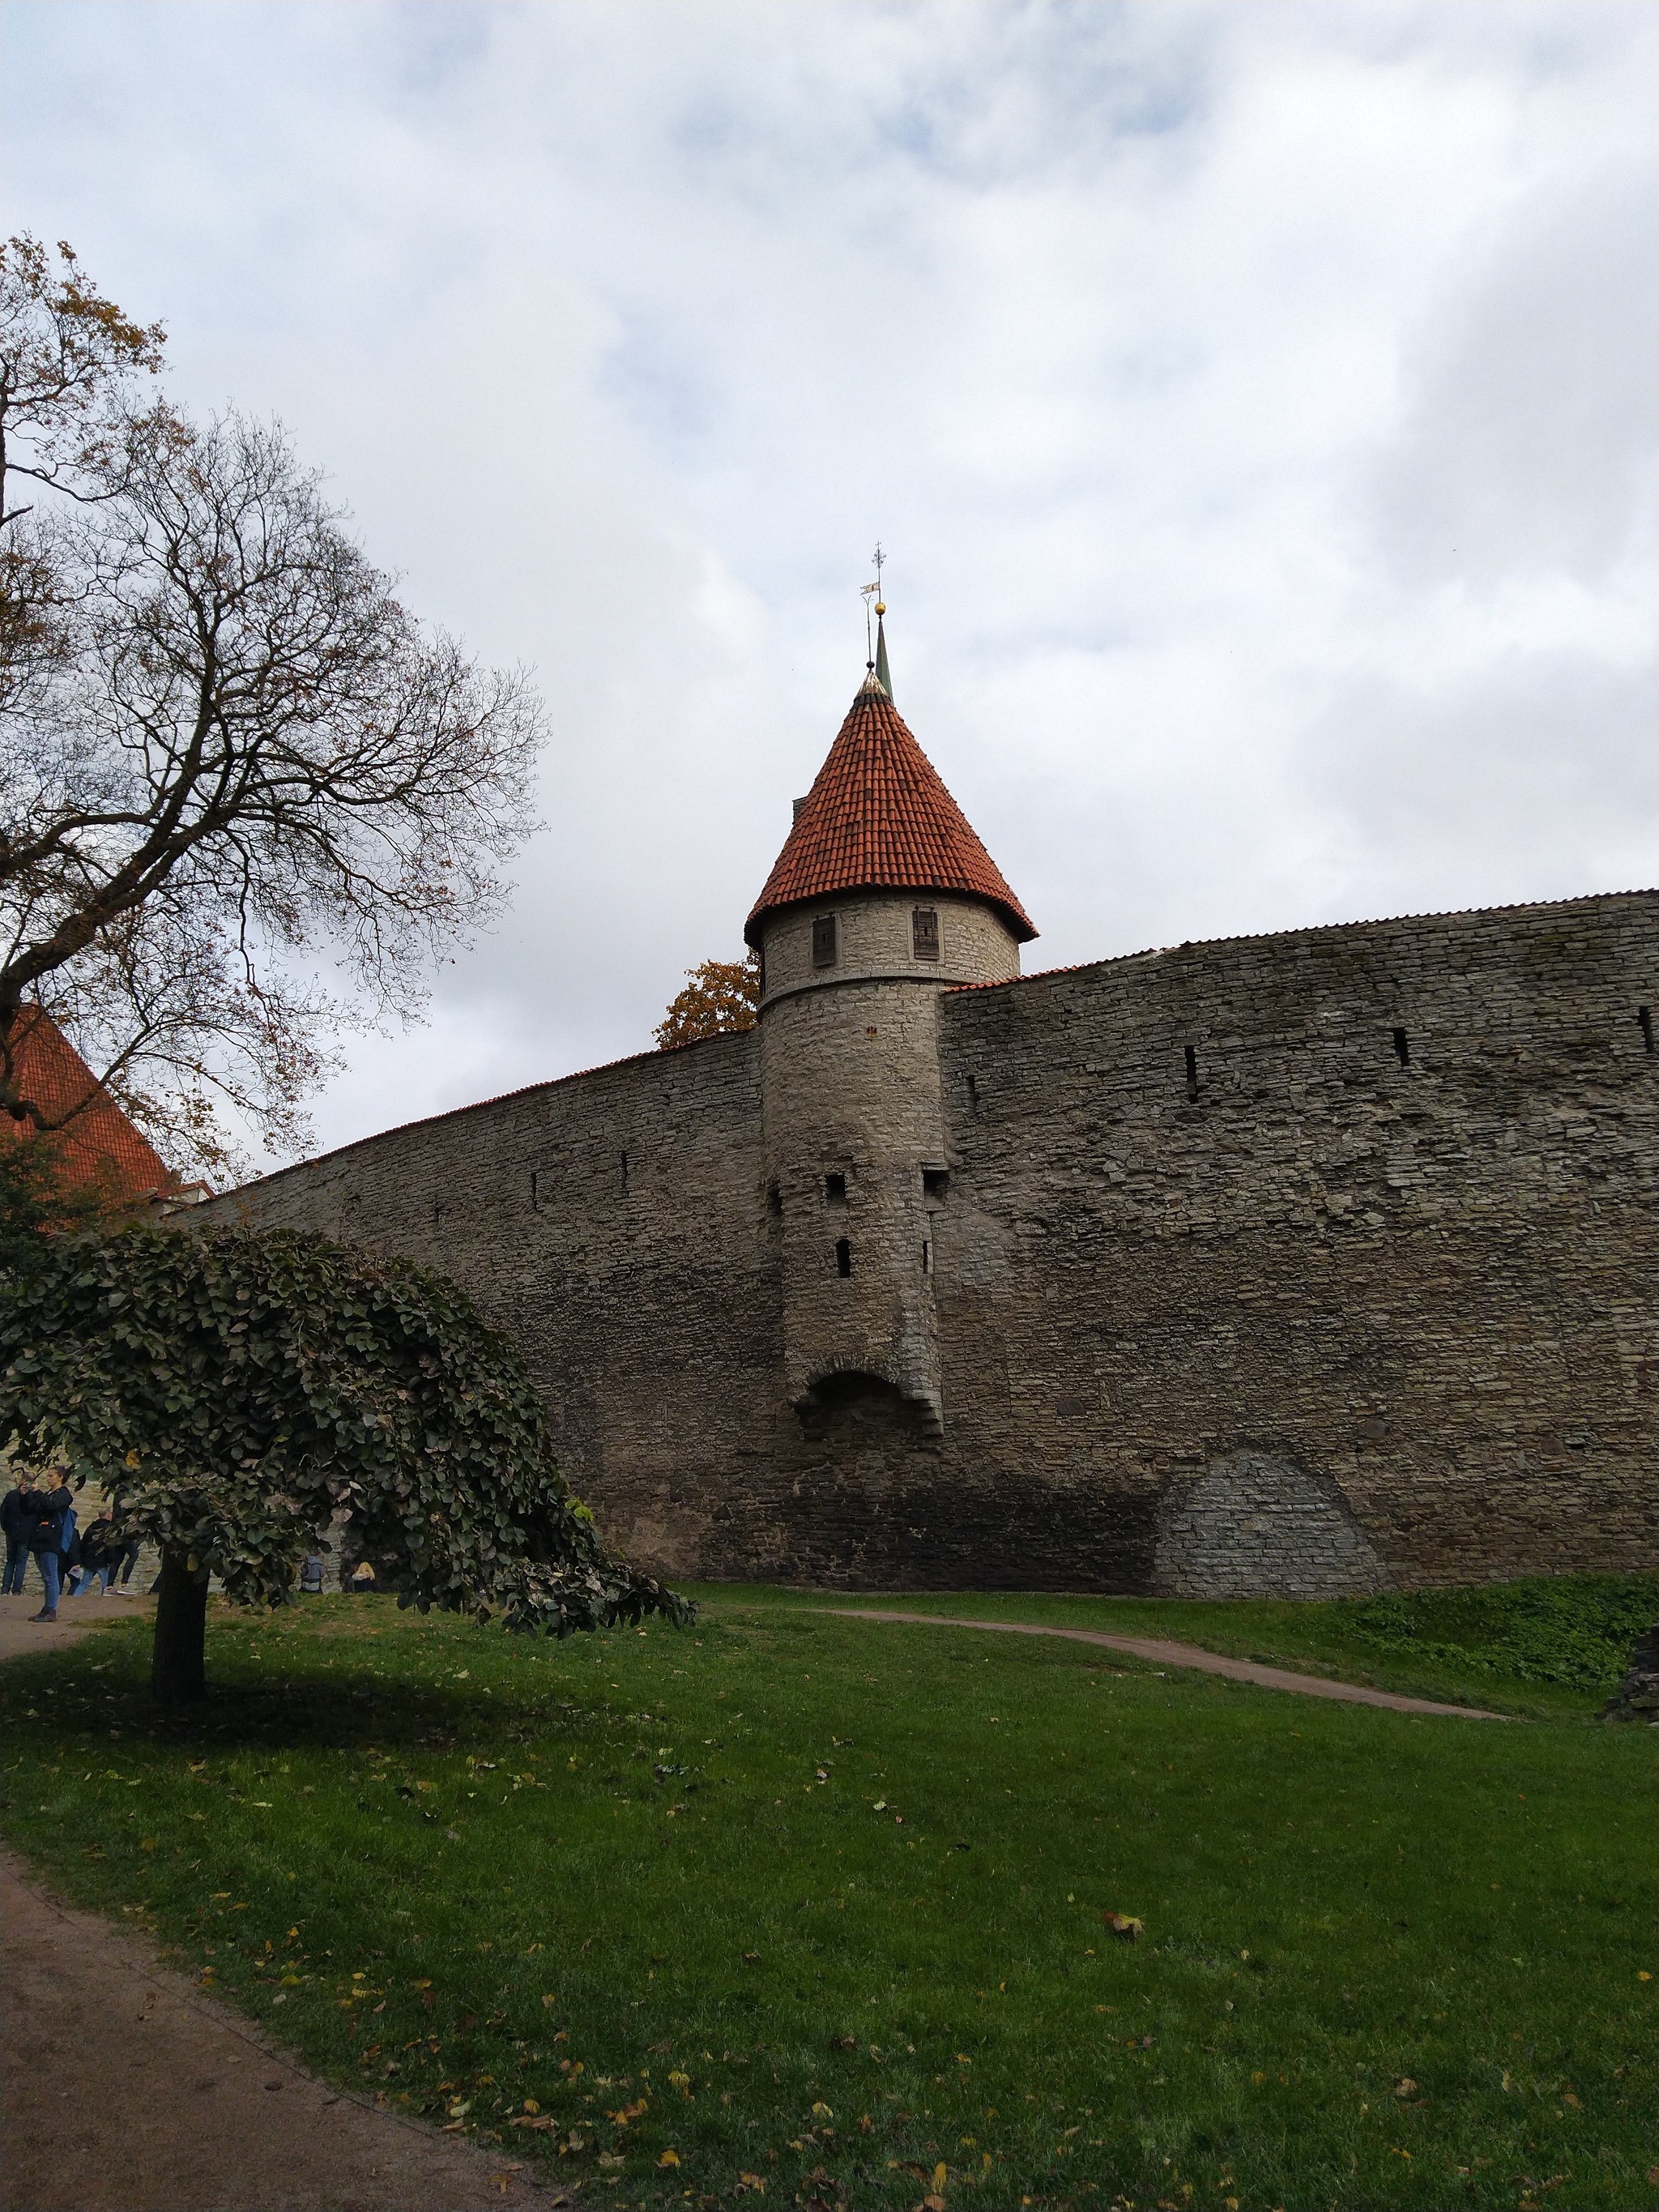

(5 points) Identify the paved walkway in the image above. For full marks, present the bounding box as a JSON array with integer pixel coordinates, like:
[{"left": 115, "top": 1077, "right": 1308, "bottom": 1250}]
[
  {"left": 825, "top": 1608, "right": 1508, "bottom": 1719},
  {"left": 1, "top": 1603, "right": 573, "bottom": 2211}
]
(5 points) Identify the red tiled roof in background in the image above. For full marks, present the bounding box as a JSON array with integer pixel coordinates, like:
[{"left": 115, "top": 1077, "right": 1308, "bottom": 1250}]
[
  {"left": 1, "top": 1006, "right": 175, "bottom": 1204},
  {"left": 744, "top": 674, "right": 1037, "bottom": 946}
]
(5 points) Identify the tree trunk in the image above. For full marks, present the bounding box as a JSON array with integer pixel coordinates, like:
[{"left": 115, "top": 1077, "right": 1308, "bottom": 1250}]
[{"left": 151, "top": 1548, "right": 209, "bottom": 1706}]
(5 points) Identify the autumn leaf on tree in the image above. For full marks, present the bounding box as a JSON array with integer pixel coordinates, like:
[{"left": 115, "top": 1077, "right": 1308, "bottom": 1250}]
[{"left": 655, "top": 953, "right": 760, "bottom": 1049}]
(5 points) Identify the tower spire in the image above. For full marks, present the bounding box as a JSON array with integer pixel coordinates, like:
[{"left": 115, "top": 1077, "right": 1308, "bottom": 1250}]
[{"left": 860, "top": 542, "right": 893, "bottom": 704}]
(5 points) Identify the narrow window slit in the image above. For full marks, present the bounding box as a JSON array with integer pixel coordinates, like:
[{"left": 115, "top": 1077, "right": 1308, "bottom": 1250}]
[
  {"left": 1183, "top": 1044, "right": 1198, "bottom": 1100},
  {"left": 530, "top": 1170, "right": 539, "bottom": 1211},
  {"left": 1392, "top": 1027, "right": 1410, "bottom": 1068},
  {"left": 834, "top": 1237, "right": 852, "bottom": 1278},
  {"left": 619, "top": 1149, "right": 629, "bottom": 1195},
  {"left": 921, "top": 1239, "right": 932, "bottom": 1275},
  {"left": 1639, "top": 1006, "right": 1654, "bottom": 1054}
]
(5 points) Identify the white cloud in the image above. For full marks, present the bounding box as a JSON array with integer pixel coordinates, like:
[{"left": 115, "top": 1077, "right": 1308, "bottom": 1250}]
[{"left": 3, "top": 0, "right": 1653, "bottom": 1159}]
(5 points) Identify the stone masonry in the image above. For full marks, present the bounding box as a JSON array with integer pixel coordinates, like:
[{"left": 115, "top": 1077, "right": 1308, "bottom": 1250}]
[{"left": 207, "top": 664, "right": 1659, "bottom": 1598}]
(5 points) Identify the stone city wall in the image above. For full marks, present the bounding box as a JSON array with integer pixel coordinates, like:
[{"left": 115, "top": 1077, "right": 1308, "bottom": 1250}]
[
  {"left": 207, "top": 890, "right": 1659, "bottom": 1595},
  {"left": 207, "top": 1031, "right": 796, "bottom": 1575},
  {"left": 926, "top": 890, "right": 1658, "bottom": 1592}
]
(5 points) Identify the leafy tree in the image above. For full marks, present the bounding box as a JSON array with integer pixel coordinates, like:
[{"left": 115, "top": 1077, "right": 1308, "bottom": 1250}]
[
  {"left": 655, "top": 952, "right": 760, "bottom": 1049},
  {"left": 0, "top": 237, "right": 547, "bottom": 1179},
  {"left": 0, "top": 1223, "right": 689, "bottom": 1705},
  {"left": 0, "top": 1135, "right": 128, "bottom": 1274}
]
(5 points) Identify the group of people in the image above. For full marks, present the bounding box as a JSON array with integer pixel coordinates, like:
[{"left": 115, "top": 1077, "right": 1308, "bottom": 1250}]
[{"left": 1, "top": 1468, "right": 143, "bottom": 1620}]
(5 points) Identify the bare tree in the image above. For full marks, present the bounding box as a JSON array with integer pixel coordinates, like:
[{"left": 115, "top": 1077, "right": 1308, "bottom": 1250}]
[
  {"left": 0, "top": 237, "right": 164, "bottom": 724},
  {"left": 0, "top": 240, "right": 546, "bottom": 1176}
]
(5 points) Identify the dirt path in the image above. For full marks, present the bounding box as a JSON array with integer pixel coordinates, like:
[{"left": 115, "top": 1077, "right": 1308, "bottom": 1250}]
[
  {"left": 824, "top": 1607, "right": 1508, "bottom": 1718},
  {"left": 1, "top": 1605, "right": 574, "bottom": 2212},
  {"left": 0, "top": 1587, "right": 156, "bottom": 1658}
]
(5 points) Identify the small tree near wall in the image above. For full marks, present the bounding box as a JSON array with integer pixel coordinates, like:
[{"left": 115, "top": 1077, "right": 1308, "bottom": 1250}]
[
  {"left": 0, "top": 1224, "right": 689, "bottom": 1705},
  {"left": 655, "top": 953, "right": 760, "bottom": 1049}
]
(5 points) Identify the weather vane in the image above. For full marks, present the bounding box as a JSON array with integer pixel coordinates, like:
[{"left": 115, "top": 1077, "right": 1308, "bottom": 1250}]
[{"left": 860, "top": 542, "right": 887, "bottom": 664}]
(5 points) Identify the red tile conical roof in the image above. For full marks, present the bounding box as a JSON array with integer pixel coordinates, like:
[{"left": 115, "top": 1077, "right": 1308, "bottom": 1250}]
[{"left": 745, "top": 673, "right": 1036, "bottom": 946}]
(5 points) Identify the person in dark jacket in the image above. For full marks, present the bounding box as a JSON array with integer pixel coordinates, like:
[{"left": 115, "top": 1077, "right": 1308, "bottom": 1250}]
[
  {"left": 25, "top": 1467, "right": 74, "bottom": 1620},
  {"left": 2, "top": 1471, "right": 35, "bottom": 1596},
  {"left": 72, "top": 1503, "right": 119, "bottom": 1595},
  {"left": 105, "top": 1509, "right": 143, "bottom": 1593}
]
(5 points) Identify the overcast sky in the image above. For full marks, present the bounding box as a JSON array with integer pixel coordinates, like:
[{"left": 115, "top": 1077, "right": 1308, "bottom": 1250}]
[{"left": 6, "top": 1, "right": 1655, "bottom": 1165}]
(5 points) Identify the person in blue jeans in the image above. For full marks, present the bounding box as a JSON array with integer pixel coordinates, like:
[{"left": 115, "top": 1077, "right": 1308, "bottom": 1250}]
[
  {"left": 72, "top": 1503, "right": 120, "bottom": 1594},
  {"left": 1, "top": 1469, "right": 36, "bottom": 1595},
  {"left": 24, "top": 1467, "right": 74, "bottom": 1621}
]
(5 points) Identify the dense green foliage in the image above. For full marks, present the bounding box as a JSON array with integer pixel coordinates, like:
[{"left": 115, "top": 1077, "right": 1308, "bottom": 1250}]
[
  {"left": 0, "top": 1138, "right": 126, "bottom": 1275},
  {"left": 2, "top": 1588, "right": 1652, "bottom": 2210},
  {"left": 0, "top": 1223, "right": 687, "bottom": 1637},
  {"left": 1335, "top": 1576, "right": 1659, "bottom": 1690}
]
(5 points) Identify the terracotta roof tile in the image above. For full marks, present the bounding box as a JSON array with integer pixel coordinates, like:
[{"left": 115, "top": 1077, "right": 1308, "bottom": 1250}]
[
  {"left": 1, "top": 1007, "right": 175, "bottom": 1203},
  {"left": 745, "top": 676, "right": 1036, "bottom": 946}
]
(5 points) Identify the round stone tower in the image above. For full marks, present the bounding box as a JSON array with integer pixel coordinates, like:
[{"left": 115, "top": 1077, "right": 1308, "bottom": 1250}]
[{"left": 744, "top": 642, "right": 1037, "bottom": 1433}]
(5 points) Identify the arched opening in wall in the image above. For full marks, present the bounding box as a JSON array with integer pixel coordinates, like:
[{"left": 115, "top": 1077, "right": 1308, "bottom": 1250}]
[
  {"left": 795, "top": 1370, "right": 938, "bottom": 1448},
  {"left": 1153, "top": 1452, "right": 1388, "bottom": 1600}
]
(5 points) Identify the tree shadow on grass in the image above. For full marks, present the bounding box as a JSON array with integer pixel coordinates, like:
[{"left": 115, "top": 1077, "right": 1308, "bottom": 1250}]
[{"left": 2, "top": 1632, "right": 609, "bottom": 1756}]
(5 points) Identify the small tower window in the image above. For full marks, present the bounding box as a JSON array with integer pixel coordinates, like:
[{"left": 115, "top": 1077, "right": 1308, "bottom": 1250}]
[
  {"left": 922, "top": 1167, "right": 949, "bottom": 1198},
  {"left": 911, "top": 907, "right": 940, "bottom": 960},
  {"left": 824, "top": 1172, "right": 847, "bottom": 1202},
  {"left": 812, "top": 913, "right": 838, "bottom": 966},
  {"left": 835, "top": 1237, "right": 852, "bottom": 1277}
]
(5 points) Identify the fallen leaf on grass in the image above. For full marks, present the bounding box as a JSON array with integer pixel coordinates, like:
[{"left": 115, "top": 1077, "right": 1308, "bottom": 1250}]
[
  {"left": 1103, "top": 1912, "right": 1143, "bottom": 1941},
  {"left": 597, "top": 2152, "right": 625, "bottom": 2170},
  {"left": 658, "top": 2149, "right": 681, "bottom": 2167},
  {"left": 509, "top": 2116, "right": 559, "bottom": 2132},
  {"left": 1394, "top": 2078, "right": 1418, "bottom": 2099}
]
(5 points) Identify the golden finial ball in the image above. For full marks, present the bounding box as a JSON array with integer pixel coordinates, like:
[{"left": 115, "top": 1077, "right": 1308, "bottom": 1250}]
[{"left": 875, "top": 601, "right": 886, "bottom": 616}]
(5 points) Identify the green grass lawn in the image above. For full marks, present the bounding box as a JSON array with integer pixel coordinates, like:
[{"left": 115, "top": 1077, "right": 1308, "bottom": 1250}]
[
  {"left": 727, "top": 1574, "right": 1659, "bottom": 1723},
  {"left": 2, "top": 1583, "right": 1654, "bottom": 2212}
]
